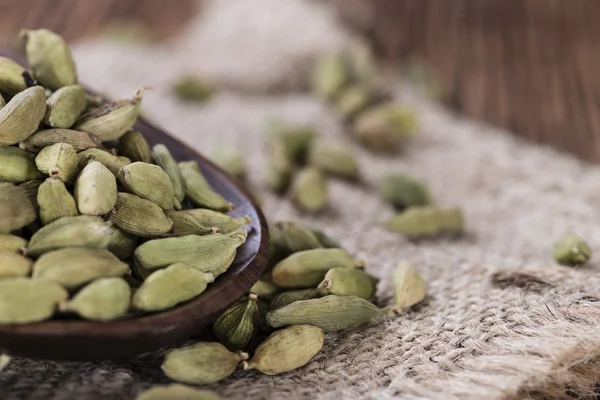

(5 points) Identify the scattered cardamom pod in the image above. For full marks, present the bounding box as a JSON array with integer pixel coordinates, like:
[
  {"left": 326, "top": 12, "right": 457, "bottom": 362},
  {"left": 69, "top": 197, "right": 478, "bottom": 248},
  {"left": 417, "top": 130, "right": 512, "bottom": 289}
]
[
  {"left": 136, "top": 385, "right": 221, "bottom": 400},
  {"left": 0, "top": 146, "right": 44, "bottom": 183},
  {"left": 0, "top": 183, "right": 37, "bottom": 233},
  {"left": 110, "top": 193, "right": 173, "bottom": 237},
  {"left": 0, "top": 56, "right": 27, "bottom": 99},
  {"left": 0, "top": 234, "right": 28, "bottom": 253},
  {"left": 264, "top": 139, "right": 294, "bottom": 194},
  {"left": 20, "top": 128, "right": 102, "bottom": 153},
  {"left": 308, "top": 140, "right": 359, "bottom": 180},
  {"left": 270, "top": 288, "right": 321, "bottom": 310},
  {"left": 317, "top": 267, "right": 378, "bottom": 299},
  {"left": 75, "top": 160, "right": 118, "bottom": 216},
  {"left": 249, "top": 277, "right": 280, "bottom": 301},
  {"left": 335, "top": 84, "right": 372, "bottom": 119},
  {"left": 352, "top": 105, "right": 418, "bottom": 153},
  {"left": 272, "top": 221, "right": 323, "bottom": 253},
  {"left": 162, "top": 342, "right": 247, "bottom": 385},
  {"left": 167, "top": 210, "right": 218, "bottom": 236},
  {"left": 0, "top": 251, "right": 33, "bottom": 279},
  {"left": 312, "top": 53, "right": 349, "bottom": 100},
  {"left": 379, "top": 172, "right": 431, "bottom": 210},
  {"left": 211, "top": 147, "right": 246, "bottom": 181},
  {"left": 383, "top": 206, "right": 464, "bottom": 238},
  {"left": 44, "top": 84, "right": 86, "bottom": 128},
  {"left": 553, "top": 233, "right": 592, "bottom": 267},
  {"left": 290, "top": 167, "right": 328, "bottom": 213},
  {"left": 151, "top": 144, "right": 185, "bottom": 207},
  {"left": 107, "top": 225, "right": 138, "bottom": 260},
  {"left": 0, "top": 86, "right": 46, "bottom": 146},
  {"left": 169, "top": 209, "right": 250, "bottom": 234},
  {"left": 60, "top": 277, "right": 131, "bottom": 321},
  {"left": 117, "top": 130, "right": 153, "bottom": 163},
  {"left": 38, "top": 177, "right": 78, "bottom": 225},
  {"left": 213, "top": 293, "right": 260, "bottom": 350},
  {"left": 77, "top": 148, "right": 132, "bottom": 177},
  {"left": 35, "top": 142, "right": 78, "bottom": 183},
  {"left": 392, "top": 261, "right": 426, "bottom": 311},
  {"left": 0, "top": 277, "right": 68, "bottom": 324},
  {"left": 179, "top": 161, "right": 232, "bottom": 211},
  {"left": 172, "top": 76, "right": 214, "bottom": 103},
  {"left": 436, "top": 208, "right": 464, "bottom": 235},
  {"left": 118, "top": 162, "right": 175, "bottom": 210}
]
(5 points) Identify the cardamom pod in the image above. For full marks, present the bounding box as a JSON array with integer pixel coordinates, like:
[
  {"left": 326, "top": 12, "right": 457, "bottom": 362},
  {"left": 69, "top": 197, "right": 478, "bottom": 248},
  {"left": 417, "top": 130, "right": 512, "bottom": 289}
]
[
  {"left": 264, "top": 139, "right": 294, "bottom": 194},
  {"left": 133, "top": 263, "right": 214, "bottom": 312},
  {"left": 307, "top": 140, "right": 359, "bottom": 180},
  {"left": 118, "top": 162, "right": 174, "bottom": 210},
  {"left": 266, "top": 295, "right": 386, "bottom": 332},
  {"left": 75, "top": 160, "right": 118, "bottom": 215},
  {"left": 0, "top": 56, "right": 27, "bottom": 99},
  {"left": 0, "top": 251, "right": 33, "bottom": 279},
  {"left": 19, "top": 179, "right": 42, "bottom": 210},
  {"left": 21, "top": 28, "right": 77, "bottom": 90},
  {"left": 169, "top": 209, "right": 250, "bottom": 234},
  {"left": 382, "top": 206, "right": 440, "bottom": 238},
  {"left": 179, "top": 161, "right": 232, "bottom": 212},
  {"left": 335, "top": 84, "right": 372, "bottom": 119},
  {"left": 33, "top": 248, "right": 129, "bottom": 289},
  {"left": 77, "top": 148, "right": 132, "bottom": 177},
  {"left": 38, "top": 177, "right": 78, "bottom": 225},
  {"left": 43, "top": 85, "right": 86, "bottom": 128},
  {"left": 211, "top": 147, "right": 246, "bottom": 181},
  {"left": 270, "top": 288, "right": 321, "bottom": 310},
  {"left": 392, "top": 262, "right": 427, "bottom": 311},
  {"left": 310, "top": 228, "right": 341, "bottom": 249},
  {"left": 436, "top": 208, "right": 464, "bottom": 235},
  {"left": 272, "top": 221, "right": 324, "bottom": 252},
  {"left": 0, "top": 183, "right": 37, "bottom": 233},
  {"left": 0, "top": 234, "right": 28, "bottom": 253},
  {"left": 352, "top": 105, "right": 418, "bottom": 153},
  {"left": 273, "top": 124, "right": 316, "bottom": 164},
  {"left": 243, "top": 325, "right": 324, "bottom": 375},
  {"left": 379, "top": 172, "right": 432, "bottom": 210},
  {"left": 85, "top": 93, "right": 105, "bottom": 108},
  {"left": 271, "top": 248, "right": 365, "bottom": 288},
  {"left": 317, "top": 267, "right": 378, "bottom": 299},
  {"left": 136, "top": 385, "right": 221, "bottom": 400},
  {"left": 60, "top": 277, "right": 130, "bottom": 321},
  {"left": 0, "top": 86, "right": 46, "bottom": 146},
  {"left": 290, "top": 167, "right": 328, "bottom": 213},
  {"left": 74, "top": 87, "right": 145, "bottom": 141},
  {"left": 171, "top": 76, "right": 214, "bottom": 103},
  {"left": 110, "top": 193, "right": 173, "bottom": 237},
  {"left": 20, "top": 128, "right": 102, "bottom": 153},
  {"left": 108, "top": 225, "right": 138, "bottom": 260},
  {"left": 0, "top": 146, "right": 44, "bottom": 183},
  {"left": 167, "top": 211, "right": 219, "bottom": 236},
  {"left": 35, "top": 142, "right": 78, "bottom": 183},
  {"left": 249, "top": 277, "right": 280, "bottom": 301},
  {"left": 312, "top": 53, "right": 349, "bottom": 100},
  {"left": 0, "top": 277, "right": 68, "bottom": 324},
  {"left": 27, "top": 215, "right": 111, "bottom": 257},
  {"left": 213, "top": 293, "right": 260, "bottom": 350},
  {"left": 151, "top": 144, "right": 185, "bottom": 206},
  {"left": 117, "top": 130, "right": 153, "bottom": 163},
  {"left": 553, "top": 233, "right": 592, "bottom": 266},
  {"left": 161, "top": 342, "right": 247, "bottom": 385}
]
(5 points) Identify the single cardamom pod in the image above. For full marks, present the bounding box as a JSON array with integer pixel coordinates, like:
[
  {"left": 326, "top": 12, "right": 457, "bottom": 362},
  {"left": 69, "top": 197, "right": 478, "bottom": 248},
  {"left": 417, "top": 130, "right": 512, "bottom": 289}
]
[
  {"left": 167, "top": 211, "right": 219, "bottom": 236},
  {"left": 0, "top": 56, "right": 27, "bottom": 99},
  {"left": 267, "top": 295, "right": 386, "bottom": 332},
  {"left": 179, "top": 161, "right": 232, "bottom": 211},
  {"left": 0, "top": 183, "right": 37, "bottom": 233},
  {"left": 110, "top": 193, "right": 173, "bottom": 237},
  {"left": 379, "top": 172, "right": 432, "bottom": 210},
  {"left": 38, "top": 177, "right": 78, "bottom": 225},
  {"left": 161, "top": 342, "right": 247, "bottom": 385},
  {"left": 35, "top": 142, "right": 78, "bottom": 183},
  {"left": 0, "top": 277, "right": 68, "bottom": 324},
  {"left": 19, "top": 180, "right": 42, "bottom": 210},
  {"left": 27, "top": 215, "right": 111, "bottom": 257},
  {"left": 60, "top": 277, "right": 131, "bottom": 321},
  {"left": 317, "top": 267, "right": 378, "bottom": 300},
  {"left": 553, "top": 233, "right": 592, "bottom": 266},
  {"left": 272, "top": 221, "right": 324, "bottom": 252},
  {"left": 74, "top": 87, "right": 145, "bottom": 141},
  {"left": 352, "top": 105, "right": 418, "bottom": 153},
  {"left": 270, "top": 288, "right": 321, "bottom": 310},
  {"left": 436, "top": 208, "right": 464, "bottom": 235},
  {"left": 118, "top": 162, "right": 175, "bottom": 210},
  {"left": 0, "top": 251, "right": 33, "bottom": 279},
  {"left": 0, "top": 146, "right": 44, "bottom": 183},
  {"left": 392, "top": 262, "right": 426, "bottom": 311},
  {"left": 21, "top": 29, "right": 77, "bottom": 90},
  {"left": 0, "top": 234, "right": 28, "bottom": 253},
  {"left": 20, "top": 128, "right": 102, "bottom": 153},
  {"left": 75, "top": 160, "right": 118, "bottom": 216},
  {"left": 310, "top": 228, "right": 341, "bottom": 249},
  {"left": 312, "top": 53, "right": 349, "bottom": 100},
  {"left": 213, "top": 293, "right": 260, "bottom": 350},
  {"left": 107, "top": 225, "right": 138, "bottom": 260},
  {"left": 43, "top": 85, "right": 86, "bottom": 128},
  {"left": 151, "top": 144, "right": 185, "bottom": 206},
  {"left": 77, "top": 148, "right": 132, "bottom": 177},
  {"left": 0, "top": 80, "right": 45, "bottom": 141},
  {"left": 335, "top": 84, "right": 372, "bottom": 119},
  {"left": 273, "top": 124, "right": 316, "bottom": 164},
  {"left": 271, "top": 248, "right": 365, "bottom": 288},
  {"left": 307, "top": 140, "right": 359, "bottom": 180},
  {"left": 136, "top": 385, "right": 221, "bottom": 400},
  {"left": 171, "top": 76, "right": 214, "bottom": 103},
  {"left": 133, "top": 263, "right": 214, "bottom": 312},
  {"left": 169, "top": 209, "right": 250, "bottom": 234},
  {"left": 117, "top": 130, "right": 153, "bottom": 163},
  {"left": 290, "top": 167, "right": 328, "bottom": 213},
  {"left": 249, "top": 277, "right": 280, "bottom": 301},
  {"left": 243, "top": 325, "right": 324, "bottom": 375},
  {"left": 382, "top": 206, "right": 440, "bottom": 238},
  {"left": 211, "top": 147, "right": 246, "bottom": 181},
  {"left": 33, "top": 248, "right": 129, "bottom": 289},
  {"left": 264, "top": 139, "right": 294, "bottom": 194}
]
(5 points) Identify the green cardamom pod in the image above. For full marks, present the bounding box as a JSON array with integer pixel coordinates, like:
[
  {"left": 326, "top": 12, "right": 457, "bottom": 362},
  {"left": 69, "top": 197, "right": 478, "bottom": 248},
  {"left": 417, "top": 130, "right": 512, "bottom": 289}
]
[
  {"left": 243, "top": 325, "right": 324, "bottom": 375},
  {"left": 85, "top": 93, "right": 105, "bottom": 109},
  {"left": 117, "top": 130, "right": 153, "bottom": 163},
  {"left": 33, "top": 248, "right": 129, "bottom": 289},
  {"left": 317, "top": 267, "right": 378, "bottom": 299},
  {"left": 136, "top": 385, "right": 221, "bottom": 400},
  {"left": 110, "top": 193, "right": 173, "bottom": 237},
  {"left": 107, "top": 225, "right": 138, "bottom": 260},
  {"left": 312, "top": 53, "right": 349, "bottom": 100},
  {"left": 211, "top": 147, "right": 246, "bottom": 181},
  {"left": 553, "top": 233, "right": 592, "bottom": 266},
  {"left": 335, "top": 84, "right": 372, "bottom": 119},
  {"left": 38, "top": 177, "right": 78, "bottom": 225},
  {"left": 77, "top": 148, "right": 132, "bottom": 177},
  {"left": 132, "top": 263, "right": 214, "bottom": 312},
  {"left": 352, "top": 105, "right": 418, "bottom": 153},
  {"left": 75, "top": 160, "right": 118, "bottom": 215},
  {"left": 290, "top": 167, "right": 328, "bottom": 213},
  {"left": 167, "top": 211, "right": 219, "bottom": 236},
  {"left": 0, "top": 146, "right": 44, "bottom": 183},
  {"left": 169, "top": 209, "right": 250, "bottom": 234},
  {"left": 310, "top": 228, "right": 341, "bottom": 249},
  {"left": 264, "top": 139, "right": 294, "bottom": 194},
  {"left": 20, "top": 128, "right": 103, "bottom": 153},
  {"left": 213, "top": 293, "right": 260, "bottom": 350},
  {"left": 179, "top": 161, "right": 232, "bottom": 212},
  {"left": 0, "top": 234, "right": 28, "bottom": 253},
  {"left": 43, "top": 85, "right": 86, "bottom": 128},
  {"left": 27, "top": 215, "right": 111, "bottom": 257},
  {"left": 249, "top": 277, "right": 280, "bottom": 301},
  {"left": 118, "top": 162, "right": 174, "bottom": 210},
  {"left": 270, "top": 288, "right": 321, "bottom": 310},
  {"left": 19, "top": 179, "right": 42, "bottom": 210},
  {"left": 436, "top": 208, "right": 464, "bottom": 235},
  {"left": 60, "top": 277, "right": 130, "bottom": 321},
  {"left": 74, "top": 87, "right": 145, "bottom": 141},
  {"left": 382, "top": 206, "right": 440, "bottom": 238},
  {"left": 379, "top": 172, "right": 432, "bottom": 210},
  {"left": 0, "top": 86, "right": 46, "bottom": 146},
  {"left": 272, "top": 124, "right": 316, "bottom": 164},
  {"left": 151, "top": 144, "right": 185, "bottom": 206},
  {"left": 307, "top": 140, "right": 359, "bottom": 180},
  {"left": 267, "top": 295, "right": 386, "bottom": 332},
  {"left": 35, "top": 142, "right": 78, "bottom": 183},
  {"left": 272, "top": 221, "right": 323, "bottom": 252},
  {"left": 0, "top": 183, "right": 37, "bottom": 233},
  {"left": 271, "top": 248, "right": 365, "bottom": 288},
  {"left": 161, "top": 342, "right": 247, "bottom": 385},
  {"left": 392, "top": 262, "right": 427, "bottom": 311},
  {"left": 171, "top": 76, "right": 214, "bottom": 103},
  {"left": 21, "top": 29, "right": 77, "bottom": 90},
  {"left": 0, "top": 277, "right": 68, "bottom": 324},
  {"left": 0, "top": 56, "right": 27, "bottom": 99},
  {"left": 0, "top": 251, "right": 33, "bottom": 279}
]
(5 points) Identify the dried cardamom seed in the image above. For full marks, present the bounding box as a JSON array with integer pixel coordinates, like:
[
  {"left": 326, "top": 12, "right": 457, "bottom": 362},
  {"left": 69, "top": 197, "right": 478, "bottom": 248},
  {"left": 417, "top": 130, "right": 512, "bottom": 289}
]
[
  {"left": 249, "top": 277, "right": 280, "bottom": 301},
  {"left": 335, "top": 84, "right": 372, "bottom": 119},
  {"left": 0, "top": 251, "right": 33, "bottom": 279},
  {"left": 211, "top": 147, "right": 246, "bottom": 181},
  {"left": 20, "top": 128, "right": 102, "bottom": 153},
  {"left": 0, "top": 277, "right": 68, "bottom": 324},
  {"left": 118, "top": 162, "right": 174, "bottom": 210},
  {"left": 35, "top": 142, "right": 78, "bottom": 183},
  {"left": 312, "top": 53, "right": 349, "bottom": 100},
  {"left": 117, "top": 130, "right": 153, "bottom": 163},
  {"left": 169, "top": 209, "right": 250, "bottom": 234},
  {"left": 213, "top": 293, "right": 260, "bottom": 350},
  {"left": 44, "top": 84, "right": 86, "bottom": 128},
  {"left": 60, "top": 277, "right": 130, "bottom": 321},
  {"left": 317, "top": 267, "right": 378, "bottom": 299},
  {"left": 110, "top": 192, "right": 173, "bottom": 237},
  {"left": 0, "top": 146, "right": 44, "bottom": 183},
  {"left": 77, "top": 148, "right": 132, "bottom": 177},
  {"left": 392, "top": 261, "right": 426, "bottom": 311},
  {"left": 151, "top": 144, "right": 185, "bottom": 207},
  {"left": 0, "top": 235, "right": 28, "bottom": 253},
  {"left": 0, "top": 56, "right": 27, "bottom": 99},
  {"left": 136, "top": 385, "right": 221, "bottom": 400},
  {"left": 290, "top": 167, "right": 328, "bottom": 213},
  {"left": 27, "top": 215, "right": 111, "bottom": 257},
  {"left": 352, "top": 105, "right": 418, "bottom": 153},
  {"left": 0, "top": 183, "right": 37, "bottom": 233},
  {"left": 307, "top": 140, "right": 359, "bottom": 180},
  {"left": 38, "top": 177, "right": 78, "bottom": 225},
  {"left": 267, "top": 295, "right": 386, "bottom": 332},
  {"left": 133, "top": 263, "right": 214, "bottom": 312},
  {"left": 243, "top": 325, "right": 324, "bottom": 375},
  {"left": 167, "top": 211, "right": 219, "bottom": 236},
  {"left": 107, "top": 225, "right": 138, "bottom": 260},
  {"left": 0, "top": 86, "right": 46, "bottom": 146},
  {"left": 271, "top": 248, "right": 364, "bottom": 288},
  {"left": 21, "top": 29, "right": 77, "bottom": 90},
  {"left": 179, "top": 161, "right": 232, "bottom": 212},
  {"left": 264, "top": 139, "right": 294, "bottom": 194},
  {"left": 171, "top": 76, "right": 214, "bottom": 103},
  {"left": 270, "top": 288, "right": 321, "bottom": 310},
  {"left": 379, "top": 172, "right": 432, "bottom": 210},
  {"left": 553, "top": 233, "right": 592, "bottom": 266},
  {"left": 271, "top": 221, "right": 323, "bottom": 253},
  {"left": 75, "top": 160, "right": 118, "bottom": 216}
]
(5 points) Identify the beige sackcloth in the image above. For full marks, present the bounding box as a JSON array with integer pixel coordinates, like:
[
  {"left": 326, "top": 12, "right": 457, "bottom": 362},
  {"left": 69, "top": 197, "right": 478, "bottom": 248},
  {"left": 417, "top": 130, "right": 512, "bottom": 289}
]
[{"left": 2, "top": 1, "right": 600, "bottom": 399}]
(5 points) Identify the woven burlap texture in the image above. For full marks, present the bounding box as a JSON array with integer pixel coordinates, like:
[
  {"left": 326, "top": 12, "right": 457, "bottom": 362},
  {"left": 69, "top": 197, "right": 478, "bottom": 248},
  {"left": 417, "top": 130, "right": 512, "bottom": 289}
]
[{"left": 2, "top": 0, "right": 600, "bottom": 399}]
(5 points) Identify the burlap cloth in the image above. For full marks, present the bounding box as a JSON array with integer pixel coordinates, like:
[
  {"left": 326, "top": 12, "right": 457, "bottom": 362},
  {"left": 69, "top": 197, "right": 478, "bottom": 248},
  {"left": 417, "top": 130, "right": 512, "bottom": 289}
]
[{"left": 3, "top": 1, "right": 600, "bottom": 399}]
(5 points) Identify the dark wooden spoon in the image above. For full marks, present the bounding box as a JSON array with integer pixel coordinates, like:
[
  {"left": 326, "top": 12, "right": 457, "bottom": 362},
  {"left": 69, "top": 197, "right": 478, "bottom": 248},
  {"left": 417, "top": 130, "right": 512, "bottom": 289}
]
[{"left": 0, "top": 49, "right": 269, "bottom": 361}]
